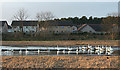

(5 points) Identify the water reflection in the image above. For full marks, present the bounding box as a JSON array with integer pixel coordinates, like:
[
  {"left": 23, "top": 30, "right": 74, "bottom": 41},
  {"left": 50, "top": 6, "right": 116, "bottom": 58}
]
[{"left": 0, "top": 46, "right": 120, "bottom": 56}]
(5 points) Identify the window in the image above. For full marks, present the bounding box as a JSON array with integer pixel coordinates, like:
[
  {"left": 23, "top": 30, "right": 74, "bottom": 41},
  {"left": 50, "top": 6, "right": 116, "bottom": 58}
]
[
  {"left": 14, "top": 27, "right": 16, "bottom": 28},
  {"left": 61, "top": 31, "right": 64, "bottom": 32},
  {"left": 73, "top": 28, "right": 75, "bottom": 30},
  {"left": 61, "top": 26, "right": 64, "bottom": 28},
  {"left": 26, "top": 26, "right": 28, "bottom": 28},
  {"left": 32, "top": 26, "right": 34, "bottom": 29}
]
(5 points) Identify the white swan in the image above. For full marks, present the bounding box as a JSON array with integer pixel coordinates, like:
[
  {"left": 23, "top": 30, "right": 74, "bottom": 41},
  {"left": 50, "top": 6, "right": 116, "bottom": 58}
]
[
  {"left": 68, "top": 47, "right": 72, "bottom": 54},
  {"left": 19, "top": 49, "right": 22, "bottom": 54},
  {"left": 63, "top": 50, "right": 65, "bottom": 54},
  {"left": 82, "top": 46, "right": 86, "bottom": 53},
  {"left": 38, "top": 49, "right": 40, "bottom": 54},
  {"left": 25, "top": 49, "right": 28, "bottom": 55},
  {"left": 107, "top": 46, "right": 113, "bottom": 55},
  {"left": 99, "top": 47, "right": 104, "bottom": 54},
  {"left": 57, "top": 50, "right": 59, "bottom": 55},
  {"left": 76, "top": 48, "right": 79, "bottom": 54}
]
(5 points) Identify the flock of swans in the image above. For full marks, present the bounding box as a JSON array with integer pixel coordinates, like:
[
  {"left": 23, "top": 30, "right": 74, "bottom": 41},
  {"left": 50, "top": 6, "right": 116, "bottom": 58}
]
[
  {"left": 0, "top": 45, "right": 114, "bottom": 56},
  {"left": 56, "top": 45, "right": 113, "bottom": 55}
]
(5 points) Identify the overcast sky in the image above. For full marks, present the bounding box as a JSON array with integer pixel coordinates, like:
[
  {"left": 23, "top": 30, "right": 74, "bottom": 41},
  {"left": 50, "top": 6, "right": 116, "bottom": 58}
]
[
  {"left": 0, "top": 1, "right": 119, "bottom": 25},
  {"left": 0, "top": 0, "right": 119, "bottom": 2}
]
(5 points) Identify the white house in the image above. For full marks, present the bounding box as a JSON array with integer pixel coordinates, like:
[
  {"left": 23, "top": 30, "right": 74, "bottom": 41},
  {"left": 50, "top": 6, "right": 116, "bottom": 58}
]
[
  {"left": 78, "top": 24, "right": 96, "bottom": 33},
  {"left": 11, "top": 21, "right": 38, "bottom": 33},
  {"left": 88, "top": 24, "right": 104, "bottom": 33},
  {"left": 78, "top": 24, "right": 104, "bottom": 33},
  {"left": 8, "top": 25, "right": 13, "bottom": 32},
  {"left": 0, "top": 21, "right": 8, "bottom": 33},
  {"left": 10, "top": 20, "right": 78, "bottom": 34},
  {"left": 38, "top": 21, "right": 78, "bottom": 34}
]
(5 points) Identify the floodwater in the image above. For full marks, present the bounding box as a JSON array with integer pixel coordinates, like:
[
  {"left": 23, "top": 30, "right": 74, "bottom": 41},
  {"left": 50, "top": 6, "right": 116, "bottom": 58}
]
[{"left": 0, "top": 46, "right": 120, "bottom": 56}]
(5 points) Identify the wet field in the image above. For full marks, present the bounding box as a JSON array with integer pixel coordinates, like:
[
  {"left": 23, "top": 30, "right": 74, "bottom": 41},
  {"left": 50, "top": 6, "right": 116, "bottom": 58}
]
[{"left": 1, "top": 46, "right": 120, "bottom": 69}]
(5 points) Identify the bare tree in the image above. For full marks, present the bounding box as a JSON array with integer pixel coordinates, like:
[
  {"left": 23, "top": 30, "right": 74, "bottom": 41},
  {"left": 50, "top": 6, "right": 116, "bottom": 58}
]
[
  {"left": 36, "top": 11, "right": 55, "bottom": 31},
  {"left": 102, "top": 13, "right": 119, "bottom": 40},
  {"left": 13, "top": 8, "right": 29, "bottom": 21},
  {"left": 36, "top": 11, "right": 54, "bottom": 21},
  {"left": 36, "top": 11, "right": 55, "bottom": 38},
  {"left": 13, "top": 8, "right": 29, "bottom": 37},
  {"left": 13, "top": 8, "right": 29, "bottom": 32}
]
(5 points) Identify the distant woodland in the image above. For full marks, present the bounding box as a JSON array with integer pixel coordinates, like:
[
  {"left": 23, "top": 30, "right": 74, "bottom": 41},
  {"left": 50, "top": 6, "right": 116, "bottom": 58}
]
[{"left": 47, "top": 16, "right": 119, "bottom": 25}]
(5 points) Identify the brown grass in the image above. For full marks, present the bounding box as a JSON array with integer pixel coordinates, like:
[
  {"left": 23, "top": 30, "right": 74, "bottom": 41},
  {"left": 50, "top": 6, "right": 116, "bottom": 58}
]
[
  {"left": 2, "top": 55, "right": 120, "bottom": 68},
  {"left": 1, "top": 40, "right": 119, "bottom": 46}
]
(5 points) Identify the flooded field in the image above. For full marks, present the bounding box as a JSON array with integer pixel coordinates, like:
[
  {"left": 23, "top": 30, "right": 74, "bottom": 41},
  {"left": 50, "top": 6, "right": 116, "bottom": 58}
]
[
  {"left": 1, "top": 46, "right": 120, "bottom": 69},
  {"left": 0, "top": 45, "right": 120, "bottom": 56}
]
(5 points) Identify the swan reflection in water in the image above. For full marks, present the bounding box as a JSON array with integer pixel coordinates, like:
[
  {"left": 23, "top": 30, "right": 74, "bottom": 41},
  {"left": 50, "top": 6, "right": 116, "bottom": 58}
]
[{"left": 1, "top": 45, "right": 116, "bottom": 56}]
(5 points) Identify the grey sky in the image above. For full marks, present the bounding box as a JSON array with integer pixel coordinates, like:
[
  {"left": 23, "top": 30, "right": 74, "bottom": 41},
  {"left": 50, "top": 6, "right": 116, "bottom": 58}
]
[
  {"left": 1, "top": 2, "right": 118, "bottom": 25},
  {"left": 0, "top": 0, "right": 119, "bottom": 2}
]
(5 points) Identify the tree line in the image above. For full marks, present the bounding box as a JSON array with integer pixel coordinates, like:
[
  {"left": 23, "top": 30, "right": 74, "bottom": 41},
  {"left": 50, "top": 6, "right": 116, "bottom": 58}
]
[{"left": 13, "top": 8, "right": 119, "bottom": 25}]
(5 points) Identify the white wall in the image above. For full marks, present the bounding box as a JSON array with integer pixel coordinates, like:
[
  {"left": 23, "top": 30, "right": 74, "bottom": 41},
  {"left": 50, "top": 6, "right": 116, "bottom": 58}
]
[
  {"left": 43, "top": 26, "right": 78, "bottom": 33},
  {"left": 12, "top": 26, "right": 20, "bottom": 32},
  {"left": 12, "top": 26, "right": 37, "bottom": 33},
  {"left": 8, "top": 29, "right": 13, "bottom": 32},
  {"left": 81, "top": 25, "right": 96, "bottom": 33},
  {"left": 2, "top": 23, "right": 8, "bottom": 33},
  {"left": 12, "top": 25, "right": 77, "bottom": 34},
  {"left": 23, "top": 26, "right": 37, "bottom": 32}
]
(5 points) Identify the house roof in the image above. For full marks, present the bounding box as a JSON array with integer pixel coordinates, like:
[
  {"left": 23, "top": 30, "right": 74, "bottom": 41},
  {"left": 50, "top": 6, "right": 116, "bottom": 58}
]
[
  {"left": 11, "top": 21, "right": 38, "bottom": 26},
  {"left": 77, "top": 24, "right": 87, "bottom": 31},
  {"left": 39, "top": 20, "right": 75, "bottom": 26},
  {"left": 77, "top": 24, "right": 103, "bottom": 32},
  {"left": 11, "top": 20, "right": 76, "bottom": 26},
  {"left": 0, "top": 21, "right": 8, "bottom": 27},
  {"left": 88, "top": 24, "right": 103, "bottom": 32},
  {"left": 8, "top": 25, "right": 12, "bottom": 29}
]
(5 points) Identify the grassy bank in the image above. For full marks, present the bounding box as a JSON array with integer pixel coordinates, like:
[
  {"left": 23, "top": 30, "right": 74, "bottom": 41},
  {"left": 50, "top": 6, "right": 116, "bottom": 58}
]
[
  {"left": 1, "top": 40, "right": 119, "bottom": 46},
  {"left": 3, "top": 32, "right": 119, "bottom": 41}
]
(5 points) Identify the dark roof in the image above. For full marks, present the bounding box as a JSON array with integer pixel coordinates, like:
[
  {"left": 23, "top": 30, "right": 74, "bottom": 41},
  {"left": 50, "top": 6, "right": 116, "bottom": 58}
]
[
  {"left": 11, "top": 21, "right": 38, "bottom": 26},
  {"left": 8, "top": 25, "right": 12, "bottom": 29},
  {"left": 88, "top": 24, "right": 103, "bottom": 32},
  {"left": 40, "top": 20, "right": 76, "bottom": 26},
  {"left": 11, "top": 20, "right": 77, "bottom": 27},
  {"left": 0, "top": 21, "right": 8, "bottom": 26},
  {"left": 76, "top": 24, "right": 83, "bottom": 28}
]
